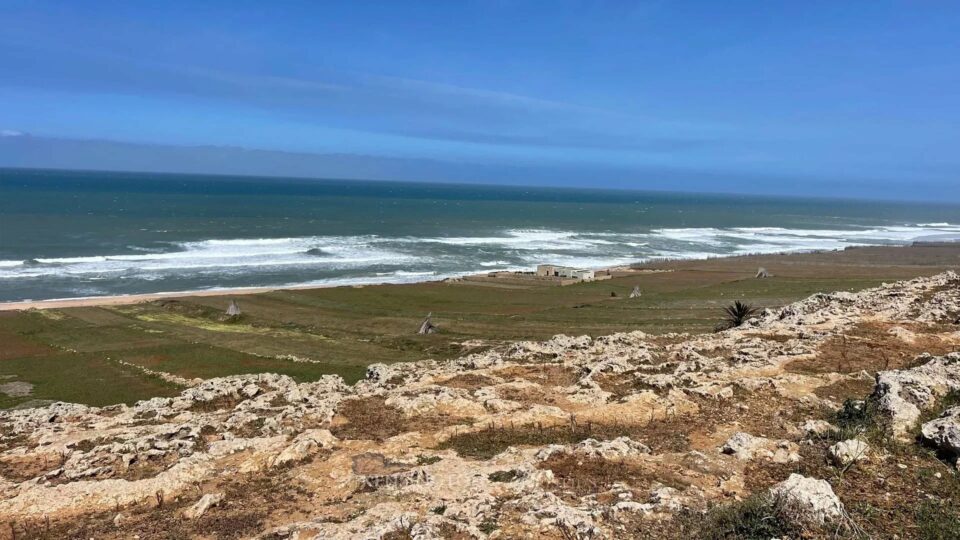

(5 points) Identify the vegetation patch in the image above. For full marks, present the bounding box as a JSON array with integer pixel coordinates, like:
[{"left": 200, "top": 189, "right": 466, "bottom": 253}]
[
  {"left": 676, "top": 494, "right": 802, "bottom": 540},
  {"left": 437, "top": 420, "right": 659, "bottom": 460},
  {"left": 330, "top": 397, "right": 407, "bottom": 441},
  {"left": 488, "top": 469, "right": 523, "bottom": 483},
  {"left": 539, "top": 453, "right": 688, "bottom": 500},
  {"left": 916, "top": 500, "right": 960, "bottom": 540},
  {"left": 438, "top": 373, "right": 498, "bottom": 390},
  {"left": 188, "top": 394, "right": 245, "bottom": 413},
  {"left": 495, "top": 364, "right": 582, "bottom": 387},
  {"left": 813, "top": 376, "right": 875, "bottom": 402},
  {"left": 790, "top": 322, "right": 957, "bottom": 375}
]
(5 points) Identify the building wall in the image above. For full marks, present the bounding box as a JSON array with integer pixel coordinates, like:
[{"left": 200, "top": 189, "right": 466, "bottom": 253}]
[{"left": 536, "top": 265, "right": 595, "bottom": 281}]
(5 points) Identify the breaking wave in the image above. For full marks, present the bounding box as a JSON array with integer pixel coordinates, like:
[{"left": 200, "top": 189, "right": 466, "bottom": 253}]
[{"left": 1, "top": 223, "right": 958, "bottom": 299}]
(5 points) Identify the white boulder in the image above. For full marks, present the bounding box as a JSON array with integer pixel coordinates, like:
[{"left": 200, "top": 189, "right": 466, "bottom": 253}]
[{"left": 769, "top": 474, "right": 844, "bottom": 526}]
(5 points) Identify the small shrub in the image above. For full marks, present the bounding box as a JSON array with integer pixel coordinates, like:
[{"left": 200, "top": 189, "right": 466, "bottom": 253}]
[
  {"left": 830, "top": 398, "right": 886, "bottom": 443},
  {"left": 488, "top": 469, "right": 523, "bottom": 483},
  {"left": 478, "top": 520, "right": 498, "bottom": 534},
  {"left": 416, "top": 454, "right": 441, "bottom": 466},
  {"left": 716, "top": 301, "right": 760, "bottom": 332}
]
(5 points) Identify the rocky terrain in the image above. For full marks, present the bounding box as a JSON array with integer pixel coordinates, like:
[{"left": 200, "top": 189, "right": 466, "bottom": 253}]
[{"left": 1, "top": 272, "right": 959, "bottom": 539}]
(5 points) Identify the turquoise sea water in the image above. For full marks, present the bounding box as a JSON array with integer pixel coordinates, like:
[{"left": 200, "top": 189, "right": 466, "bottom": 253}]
[{"left": 1, "top": 168, "right": 959, "bottom": 302}]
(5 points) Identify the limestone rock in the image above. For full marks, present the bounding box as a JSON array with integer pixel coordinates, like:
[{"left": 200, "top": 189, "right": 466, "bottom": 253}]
[
  {"left": 800, "top": 419, "right": 836, "bottom": 438},
  {"left": 720, "top": 432, "right": 799, "bottom": 463},
  {"left": 769, "top": 474, "right": 844, "bottom": 526},
  {"left": 875, "top": 353, "right": 960, "bottom": 439},
  {"left": 183, "top": 492, "right": 223, "bottom": 519},
  {"left": 271, "top": 429, "right": 336, "bottom": 467},
  {"left": 536, "top": 436, "right": 650, "bottom": 461},
  {"left": 920, "top": 406, "right": 960, "bottom": 460},
  {"left": 828, "top": 439, "right": 869, "bottom": 467}
]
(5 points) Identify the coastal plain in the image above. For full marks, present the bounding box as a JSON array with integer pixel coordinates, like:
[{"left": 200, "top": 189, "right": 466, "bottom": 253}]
[{"left": 0, "top": 244, "right": 957, "bottom": 409}]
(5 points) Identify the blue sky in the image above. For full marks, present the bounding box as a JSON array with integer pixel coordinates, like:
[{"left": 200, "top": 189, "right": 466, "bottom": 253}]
[{"left": 1, "top": 1, "right": 958, "bottom": 199}]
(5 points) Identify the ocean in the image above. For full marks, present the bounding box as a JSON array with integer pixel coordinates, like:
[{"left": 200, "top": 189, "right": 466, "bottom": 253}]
[{"left": 2, "top": 168, "right": 959, "bottom": 303}]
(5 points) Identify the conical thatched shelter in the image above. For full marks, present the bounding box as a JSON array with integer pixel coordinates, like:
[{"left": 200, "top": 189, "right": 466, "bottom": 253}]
[
  {"left": 629, "top": 286, "right": 642, "bottom": 299},
  {"left": 226, "top": 299, "right": 242, "bottom": 317},
  {"left": 756, "top": 267, "right": 770, "bottom": 279},
  {"left": 417, "top": 312, "right": 438, "bottom": 335}
]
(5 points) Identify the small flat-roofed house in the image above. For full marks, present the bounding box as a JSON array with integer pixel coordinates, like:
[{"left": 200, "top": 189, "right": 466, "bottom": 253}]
[{"left": 536, "top": 264, "right": 596, "bottom": 282}]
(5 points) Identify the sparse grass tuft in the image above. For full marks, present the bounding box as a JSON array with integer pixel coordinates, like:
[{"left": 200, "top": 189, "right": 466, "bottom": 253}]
[
  {"left": 829, "top": 398, "right": 886, "bottom": 443},
  {"left": 683, "top": 494, "right": 802, "bottom": 540},
  {"left": 917, "top": 500, "right": 960, "bottom": 540},
  {"left": 436, "top": 420, "right": 665, "bottom": 460}
]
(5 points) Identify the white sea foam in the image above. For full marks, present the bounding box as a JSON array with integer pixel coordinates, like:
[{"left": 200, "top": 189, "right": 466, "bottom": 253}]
[{"left": 1, "top": 224, "right": 958, "bottom": 289}]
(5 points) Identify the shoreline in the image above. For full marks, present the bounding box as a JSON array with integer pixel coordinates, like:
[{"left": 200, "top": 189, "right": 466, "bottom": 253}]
[{"left": 2, "top": 242, "right": 958, "bottom": 312}]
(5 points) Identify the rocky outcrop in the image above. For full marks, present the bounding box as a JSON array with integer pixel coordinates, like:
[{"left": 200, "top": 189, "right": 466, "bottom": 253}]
[
  {"left": 920, "top": 406, "right": 960, "bottom": 461},
  {"left": 875, "top": 353, "right": 960, "bottom": 439},
  {"left": 720, "top": 432, "right": 800, "bottom": 463},
  {"left": 0, "top": 272, "right": 957, "bottom": 538}
]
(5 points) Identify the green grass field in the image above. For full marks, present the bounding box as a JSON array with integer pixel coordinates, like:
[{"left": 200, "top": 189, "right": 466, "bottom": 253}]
[{"left": 1, "top": 245, "right": 957, "bottom": 408}]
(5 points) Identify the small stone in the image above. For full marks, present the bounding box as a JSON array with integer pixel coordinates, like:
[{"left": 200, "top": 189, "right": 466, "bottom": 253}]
[
  {"left": 828, "top": 439, "right": 869, "bottom": 467},
  {"left": 183, "top": 493, "right": 224, "bottom": 519}
]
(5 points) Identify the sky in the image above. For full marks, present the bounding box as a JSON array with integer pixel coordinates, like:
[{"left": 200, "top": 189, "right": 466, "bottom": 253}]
[{"left": 1, "top": 1, "right": 959, "bottom": 200}]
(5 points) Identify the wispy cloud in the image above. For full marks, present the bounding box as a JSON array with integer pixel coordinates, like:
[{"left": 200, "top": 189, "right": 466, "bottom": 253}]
[{"left": 2, "top": 36, "right": 722, "bottom": 155}]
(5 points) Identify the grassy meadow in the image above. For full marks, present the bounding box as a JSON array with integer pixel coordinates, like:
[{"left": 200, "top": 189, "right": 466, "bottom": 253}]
[{"left": 1, "top": 245, "right": 957, "bottom": 408}]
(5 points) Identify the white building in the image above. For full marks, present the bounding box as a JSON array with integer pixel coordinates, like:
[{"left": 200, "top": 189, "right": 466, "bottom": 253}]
[{"left": 536, "top": 264, "right": 596, "bottom": 281}]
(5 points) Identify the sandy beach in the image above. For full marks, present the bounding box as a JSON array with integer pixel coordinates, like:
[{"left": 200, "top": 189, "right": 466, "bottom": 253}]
[{"left": 0, "top": 284, "right": 311, "bottom": 311}]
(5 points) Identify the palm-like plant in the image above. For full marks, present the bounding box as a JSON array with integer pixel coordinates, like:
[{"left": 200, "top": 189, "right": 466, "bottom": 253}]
[{"left": 717, "top": 301, "right": 759, "bottom": 331}]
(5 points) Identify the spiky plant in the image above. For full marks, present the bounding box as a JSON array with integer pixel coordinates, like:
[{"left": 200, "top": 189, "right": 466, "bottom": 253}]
[{"left": 717, "top": 301, "right": 759, "bottom": 331}]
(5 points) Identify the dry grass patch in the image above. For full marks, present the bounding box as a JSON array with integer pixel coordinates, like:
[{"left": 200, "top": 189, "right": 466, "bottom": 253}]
[
  {"left": 329, "top": 396, "right": 406, "bottom": 441},
  {"left": 493, "top": 384, "right": 573, "bottom": 408},
  {"left": 188, "top": 394, "right": 245, "bottom": 413},
  {"left": 789, "top": 322, "right": 957, "bottom": 375},
  {"left": 35, "top": 465, "right": 312, "bottom": 540},
  {"left": 437, "top": 373, "right": 498, "bottom": 390},
  {"left": 540, "top": 453, "right": 689, "bottom": 500},
  {"left": 743, "top": 332, "right": 795, "bottom": 343},
  {"left": 593, "top": 370, "right": 675, "bottom": 399},
  {"left": 437, "top": 419, "right": 667, "bottom": 460},
  {"left": 495, "top": 364, "right": 582, "bottom": 387},
  {"left": 329, "top": 396, "right": 470, "bottom": 441},
  {"left": 0, "top": 453, "right": 59, "bottom": 482},
  {"left": 813, "top": 376, "right": 875, "bottom": 402}
]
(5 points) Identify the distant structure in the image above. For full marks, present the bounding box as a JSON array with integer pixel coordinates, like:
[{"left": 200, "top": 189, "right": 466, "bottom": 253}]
[
  {"left": 226, "top": 299, "right": 242, "bottom": 317},
  {"left": 536, "top": 264, "right": 597, "bottom": 282},
  {"left": 756, "top": 267, "right": 771, "bottom": 279},
  {"left": 629, "top": 286, "right": 642, "bottom": 299},
  {"left": 417, "top": 312, "right": 438, "bottom": 335}
]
